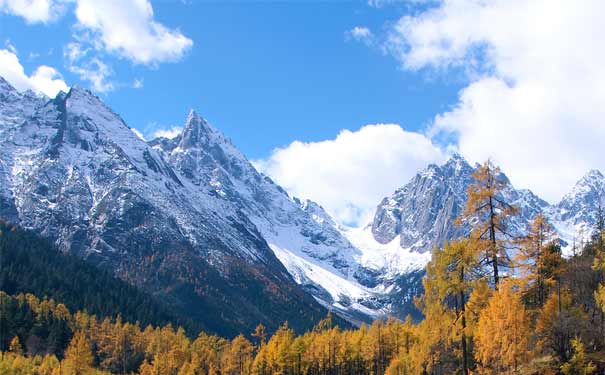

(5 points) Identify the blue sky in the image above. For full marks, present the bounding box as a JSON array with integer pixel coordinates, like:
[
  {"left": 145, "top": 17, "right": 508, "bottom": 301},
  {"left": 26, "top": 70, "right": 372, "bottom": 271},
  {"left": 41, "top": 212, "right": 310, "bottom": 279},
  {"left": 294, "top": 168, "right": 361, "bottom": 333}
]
[
  {"left": 0, "top": 0, "right": 460, "bottom": 160},
  {"left": 1, "top": 0, "right": 604, "bottom": 226}
]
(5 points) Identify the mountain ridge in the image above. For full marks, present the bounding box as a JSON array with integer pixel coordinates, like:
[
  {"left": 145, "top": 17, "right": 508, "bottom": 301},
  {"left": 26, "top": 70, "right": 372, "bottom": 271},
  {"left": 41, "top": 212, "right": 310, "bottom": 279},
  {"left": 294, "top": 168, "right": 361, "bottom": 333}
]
[{"left": 0, "top": 80, "right": 335, "bottom": 336}]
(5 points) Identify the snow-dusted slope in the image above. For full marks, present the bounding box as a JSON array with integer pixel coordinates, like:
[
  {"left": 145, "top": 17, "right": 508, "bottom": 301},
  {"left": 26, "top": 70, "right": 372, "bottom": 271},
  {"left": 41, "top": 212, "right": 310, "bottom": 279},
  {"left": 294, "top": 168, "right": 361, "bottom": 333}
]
[
  {"left": 0, "top": 79, "right": 331, "bottom": 336},
  {"left": 150, "top": 111, "right": 391, "bottom": 323}
]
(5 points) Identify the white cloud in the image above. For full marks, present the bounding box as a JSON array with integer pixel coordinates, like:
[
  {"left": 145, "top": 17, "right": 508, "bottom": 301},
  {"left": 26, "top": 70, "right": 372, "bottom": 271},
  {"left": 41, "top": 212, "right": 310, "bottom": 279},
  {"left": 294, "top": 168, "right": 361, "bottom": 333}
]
[
  {"left": 151, "top": 126, "right": 182, "bottom": 140},
  {"left": 74, "top": 0, "right": 193, "bottom": 65},
  {"left": 346, "top": 26, "right": 373, "bottom": 45},
  {"left": 386, "top": 0, "right": 605, "bottom": 203},
  {"left": 0, "top": 0, "right": 64, "bottom": 24},
  {"left": 254, "top": 124, "right": 446, "bottom": 226},
  {"left": 1, "top": 0, "right": 192, "bottom": 92},
  {"left": 67, "top": 55, "right": 114, "bottom": 93},
  {"left": 0, "top": 48, "right": 68, "bottom": 97}
]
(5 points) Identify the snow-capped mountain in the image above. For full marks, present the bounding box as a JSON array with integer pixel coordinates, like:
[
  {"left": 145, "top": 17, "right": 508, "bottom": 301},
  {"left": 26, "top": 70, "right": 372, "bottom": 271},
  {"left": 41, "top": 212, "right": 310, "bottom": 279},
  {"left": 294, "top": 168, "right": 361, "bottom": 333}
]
[
  {"left": 370, "top": 154, "right": 551, "bottom": 254},
  {"left": 1, "top": 75, "right": 604, "bottom": 327},
  {"left": 149, "top": 110, "right": 402, "bottom": 323},
  {"left": 0, "top": 78, "right": 332, "bottom": 335}
]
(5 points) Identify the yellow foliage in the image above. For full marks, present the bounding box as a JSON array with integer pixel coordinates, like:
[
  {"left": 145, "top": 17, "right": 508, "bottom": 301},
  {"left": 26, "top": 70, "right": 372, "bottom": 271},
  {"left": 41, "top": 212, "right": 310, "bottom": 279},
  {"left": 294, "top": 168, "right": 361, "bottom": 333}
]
[{"left": 475, "top": 281, "right": 530, "bottom": 374}]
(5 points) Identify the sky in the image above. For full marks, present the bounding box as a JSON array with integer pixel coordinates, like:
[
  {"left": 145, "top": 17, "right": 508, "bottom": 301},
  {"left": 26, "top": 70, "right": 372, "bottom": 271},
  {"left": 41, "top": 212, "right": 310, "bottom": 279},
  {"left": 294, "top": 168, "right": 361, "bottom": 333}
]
[{"left": 1, "top": 0, "right": 605, "bottom": 227}]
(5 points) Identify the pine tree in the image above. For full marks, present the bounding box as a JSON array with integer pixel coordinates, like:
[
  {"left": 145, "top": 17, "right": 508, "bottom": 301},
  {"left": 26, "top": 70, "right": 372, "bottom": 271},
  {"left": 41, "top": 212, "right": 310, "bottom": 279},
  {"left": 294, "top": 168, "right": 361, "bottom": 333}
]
[{"left": 458, "top": 160, "right": 518, "bottom": 290}]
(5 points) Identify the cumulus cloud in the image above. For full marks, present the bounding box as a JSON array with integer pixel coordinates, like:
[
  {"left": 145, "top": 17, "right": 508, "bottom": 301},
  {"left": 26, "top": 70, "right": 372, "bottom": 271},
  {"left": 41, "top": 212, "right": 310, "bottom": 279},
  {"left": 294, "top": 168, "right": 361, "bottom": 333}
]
[
  {"left": 0, "top": 0, "right": 64, "bottom": 24},
  {"left": 254, "top": 124, "right": 446, "bottom": 226},
  {"left": 346, "top": 26, "right": 373, "bottom": 45},
  {"left": 385, "top": 0, "right": 605, "bottom": 203},
  {"left": 0, "top": 48, "right": 68, "bottom": 97},
  {"left": 74, "top": 0, "right": 193, "bottom": 65},
  {"left": 2, "top": 0, "right": 193, "bottom": 92}
]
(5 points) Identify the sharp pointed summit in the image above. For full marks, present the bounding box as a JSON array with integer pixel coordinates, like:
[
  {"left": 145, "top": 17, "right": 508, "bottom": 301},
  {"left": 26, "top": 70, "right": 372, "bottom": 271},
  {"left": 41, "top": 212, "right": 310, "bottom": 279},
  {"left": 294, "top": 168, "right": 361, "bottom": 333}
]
[{"left": 179, "top": 109, "right": 212, "bottom": 149}]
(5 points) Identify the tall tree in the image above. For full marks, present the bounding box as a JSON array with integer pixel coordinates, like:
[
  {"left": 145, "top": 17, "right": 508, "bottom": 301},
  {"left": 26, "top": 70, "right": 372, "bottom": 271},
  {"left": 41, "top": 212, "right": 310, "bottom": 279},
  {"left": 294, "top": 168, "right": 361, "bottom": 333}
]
[
  {"left": 62, "top": 331, "right": 94, "bottom": 375},
  {"left": 458, "top": 160, "right": 518, "bottom": 290},
  {"left": 475, "top": 281, "right": 530, "bottom": 374},
  {"left": 419, "top": 239, "right": 481, "bottom": 375},
  {"left": 516, "top": 214, "right": 560, "bottom": 307},
  {"left": 224, "top": 335, "right": 254, "bottom": 375}
]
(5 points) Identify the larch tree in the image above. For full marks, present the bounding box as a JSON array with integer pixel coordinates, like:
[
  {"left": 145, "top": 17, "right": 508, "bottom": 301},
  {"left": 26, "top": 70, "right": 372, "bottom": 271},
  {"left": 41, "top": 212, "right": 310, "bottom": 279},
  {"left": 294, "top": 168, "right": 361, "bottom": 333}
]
[
  {"left": 475, "top": 281, "right": 530, "bottom": 374},
  {"left": 62, "top": 330, "right": 94, "bottom": 375},
  {"left": 458, "top": 160, "right": 518, "bottom": 290},
  {"left": 252, "top": 324, "right": 267, "bottom": 347},
  {"left": 419, "top": 239, "right": 481, "bottom": 375},
  {"left": 224, "top": 334, "right": 254, "bottom": 375},
  {"left": 516, "top": 213, "right": 560, "bottom": 307}
]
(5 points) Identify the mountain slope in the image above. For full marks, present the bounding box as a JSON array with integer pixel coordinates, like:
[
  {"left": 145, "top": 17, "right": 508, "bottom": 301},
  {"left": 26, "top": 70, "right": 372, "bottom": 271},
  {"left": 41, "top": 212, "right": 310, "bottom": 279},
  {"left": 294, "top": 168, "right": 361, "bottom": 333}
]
[
  {"left": 0, "top": 78, "right": 331, "bottom": 336},
  {"left": 0, "top": 220, "right": 196, "bottom": 331}
]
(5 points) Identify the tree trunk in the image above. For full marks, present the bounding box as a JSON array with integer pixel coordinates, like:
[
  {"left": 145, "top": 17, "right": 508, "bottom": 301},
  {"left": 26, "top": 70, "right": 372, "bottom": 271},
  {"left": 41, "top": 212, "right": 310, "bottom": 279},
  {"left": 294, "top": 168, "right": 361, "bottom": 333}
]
[
  {"left": 460, "top": 267, "right": 469, "bottom": 375},
  {"left": 488, "top": 196, "right": 499, "bottom": 290}
]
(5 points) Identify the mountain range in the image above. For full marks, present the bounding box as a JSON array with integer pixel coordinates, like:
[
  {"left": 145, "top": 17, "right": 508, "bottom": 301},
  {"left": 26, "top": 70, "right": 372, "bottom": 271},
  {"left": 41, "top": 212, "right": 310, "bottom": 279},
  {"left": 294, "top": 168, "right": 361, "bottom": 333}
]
[{"left": 1, "top": 76, "right": 603, "bottom": 331}]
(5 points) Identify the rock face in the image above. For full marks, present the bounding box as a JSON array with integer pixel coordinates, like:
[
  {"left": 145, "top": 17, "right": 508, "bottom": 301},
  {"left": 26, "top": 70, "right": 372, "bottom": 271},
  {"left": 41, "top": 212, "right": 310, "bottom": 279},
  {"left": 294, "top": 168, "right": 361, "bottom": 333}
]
[
  {"left": 370, "top": 156, "right": 602, "bottom": 256},
  {"left": 1, "top": 75, "right": 604, "bottom": 327},
  {"left": 371, "top": 155, "right": 552, "bottom": 253},
  {"left": 371, "top": 154, "right": 475, "bottom": 251}
]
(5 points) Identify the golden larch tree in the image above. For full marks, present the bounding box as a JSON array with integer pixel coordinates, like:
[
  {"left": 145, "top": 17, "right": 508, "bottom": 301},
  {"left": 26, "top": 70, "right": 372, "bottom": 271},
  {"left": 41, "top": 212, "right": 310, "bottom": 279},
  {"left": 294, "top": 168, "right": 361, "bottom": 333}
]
[
  {"left": 62, "top": 330, "right": 94, "bottom": 375},
  {"left": 475, "top": 281, "right": 530, "bottom": 374},
  {"left": 458, "top": 160, "right": 518, "bottom": 290}
]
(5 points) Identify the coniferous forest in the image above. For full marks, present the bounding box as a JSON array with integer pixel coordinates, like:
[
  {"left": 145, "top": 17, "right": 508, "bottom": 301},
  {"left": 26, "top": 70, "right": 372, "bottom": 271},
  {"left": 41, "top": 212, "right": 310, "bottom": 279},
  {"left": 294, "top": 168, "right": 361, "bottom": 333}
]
[{"left": 2, "top": 161, "right": 605, "bottom": 375}]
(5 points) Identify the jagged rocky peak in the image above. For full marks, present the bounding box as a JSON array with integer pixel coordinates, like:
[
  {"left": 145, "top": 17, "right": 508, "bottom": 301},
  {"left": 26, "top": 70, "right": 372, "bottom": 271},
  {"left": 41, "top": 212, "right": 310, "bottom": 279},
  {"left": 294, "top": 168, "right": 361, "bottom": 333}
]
[
  {"left": 442, "top": 152, "right": 474, "bottom": 174},
  {"left": 554, "top": 169, "right": 605, "bottom": 225},
  {"left": 571, "top": 169, "right": 605, "bottom": 194},
  {"left": 65, "top": 85, "right": 111, "bottom": 115},
  {"left": 371, "top": 154, "right": 474, "bottom": 249},
  {"left": 179, "top": 109, "right": 211, "bottom": 149},
  {"left": 562, "top": 169, "right": 605, "bottom": 206}
]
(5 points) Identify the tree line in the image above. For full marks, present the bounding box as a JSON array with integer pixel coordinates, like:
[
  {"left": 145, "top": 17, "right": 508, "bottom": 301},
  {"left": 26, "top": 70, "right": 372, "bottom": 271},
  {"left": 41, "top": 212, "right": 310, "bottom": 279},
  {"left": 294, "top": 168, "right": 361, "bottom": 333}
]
[{"left": 2, "top": 160, "right": 605, "bottom": 374}]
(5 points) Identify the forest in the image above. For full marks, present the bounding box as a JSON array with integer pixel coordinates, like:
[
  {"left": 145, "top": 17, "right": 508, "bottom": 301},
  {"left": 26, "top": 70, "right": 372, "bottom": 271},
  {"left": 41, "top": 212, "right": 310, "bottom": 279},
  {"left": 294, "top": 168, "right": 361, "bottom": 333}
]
[{"left": 1, "top": 160, "right": 605, "bottom": 375}]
